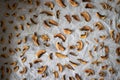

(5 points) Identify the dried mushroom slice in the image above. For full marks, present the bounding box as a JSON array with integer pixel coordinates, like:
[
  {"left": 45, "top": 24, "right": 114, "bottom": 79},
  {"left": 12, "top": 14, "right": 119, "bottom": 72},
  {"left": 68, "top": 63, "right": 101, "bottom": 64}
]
[
  {"left": 63, "top": 28, "right": 72, "bottom": 34},
  {"left": 55, "top": 52, "right": 67, "bottom": 58},
  {"left": 76, "top": 40, "right": 83, "bottom": 51},
  {"left": 81, "top": 12, "right": 91, "bottom": 22},
  {"left": 54, "top": 33, "right": 66, "bottom": 42},
  {"left": 64, "top": 15, "right": 72, "bottom": 23},
  {"left": 40, "top": 11, "right": 53, "bottom": 16},
  {"left": 84, "top": 69, "right": 95, "bottom": 76},
  {"left": 96, "top": 12, "right": 106, "bottom": 19},
  {"left": 56, "top": 42, "right": 65, "bottom": 51},
  {"left": 48, "top": 19, "right": 58, "bottom": 26},
  {"left": 44, "top": 1, "right": 54, "bottom": 10},
  {"left": 94, "top": 22, "right": 104, "bottom": 30},
  {"left": 116, "top": 47, "right": 120, "bottom": 56},
  {"left": 80, "top": 26, "right": 92, "bottom": 32},
  {"left": 35, "top": 50, "right": 46, "bottom": 58},
  {"left": 56, "top": 0, "right": 66, "bottom": 8},
  {"left": 38, "top": 65, "right": 47, "bottom": 74},
  {"left": 72, "top": 15, "right": 80, "bottom": 21},
  {"left": 85, "top": 3, "right": 94, "bottom": 8},
  {"left": 53, "top": 71, "right": 59, "bottom": 78},
  {"left": 69, "top": 0, "right": 79, "bottom": 7},
  {"left": 75, "top": 73, "right": 82, "bottom": 80},
  {"left": 32, "top": 33, "right": 40, "bottom": 46},
  {"left": 57, "top": 63, "right": 63, "bottom": 72}
]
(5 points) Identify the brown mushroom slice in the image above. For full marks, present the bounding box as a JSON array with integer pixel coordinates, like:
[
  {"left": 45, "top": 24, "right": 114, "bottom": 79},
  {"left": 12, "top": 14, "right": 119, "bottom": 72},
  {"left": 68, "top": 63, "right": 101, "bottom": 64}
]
[
  {"left": 96, "top": 12, "right": 106, "bottom": 19},
  {"left": 44, "top": 1, "right": 54, "bottom": 10},
  {"left": 69, "top": 0, "right": 79, "bottom": 7},
  {"left": 56, "top": 42, "right": 65, "bottom": 51},
  {"left": 85, "top": 3, "right": 94, "bottom": 8},
  {"left": 77, "top": 58, "right": 88, "bottom": 64},
  {"left": 94, "top": 22, "right": 104, "bottom": 30},
  {"left": 75, "top": 73, "right": 82, "bottom": 80},
  {"left": 21, "top": 57, "right": 27, "bottom": 63},
  {"left": 55, "top": 52, "right": 67, "bottom": 58},
  {"left": 38, "top": 65, "right": 47, "bottom": 74},
  {"left": 56, "top": 0, "right": 66, "bottom": 8},
  {"left": 63, "top": 28, "right": 72, "bottom": 34},
  {"left": 76, "top": 40, "right": 83, "bottom": 51},
  {"left": 35, "top": 50, "right": 46, "bottom": 58},
  {"left": 40, "top": 11, "right": 53, "bottom": 16},
  {"left": 48, "top": 53, "right": 53, "bottom": 60},
  {"left": 80, "top": 26, "right": 92, "bottom": 32},
  {"left": 116, "top": 47, "right": 120, "bottom": 56},
  {"left": 64, "top": 15, "right": 72, "bottom": 23},
  {"left": 53, "top": 71, "right": 59, "bottom": 78},
  {"left": 81, "top": 12, "right": 91, "bottom": 22},
  {"left": 57, "top": 63, "right": 63, "bottom": 72},
  {"left": 48, "top": 19, "right": 58, "bottom": 26},
  {"left": 32, "top": 33, "right": 40, "bottom": 46},
  {"left": 43, "top": 20, "right": 51, "bottom": 28},
  {"left": 54, "top": 33, "right": 66, "bottom": 42},
  {"left": 84, "top": 69, "right": 95, "bottom": 76},
  {"left": 72, "top": 15, "right": 80, "bottom": 21}
]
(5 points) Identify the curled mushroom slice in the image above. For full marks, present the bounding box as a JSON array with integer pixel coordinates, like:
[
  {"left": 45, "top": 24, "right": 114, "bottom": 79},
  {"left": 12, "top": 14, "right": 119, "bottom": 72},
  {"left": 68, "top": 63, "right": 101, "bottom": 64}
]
[
  {"left": 77, "top": 58, "right": 88, "bottom": 64},
  {"left": 38, "top": 65, "right": 47, "bottom": 74},
  {"left": 64, "top": 15, "right": 72, "bottom": 23},
  {"left": 32, "top": 33, "right": 40, "bottom": 46},
  {"left": 109, "top": 30, "right": 114, "bottom": 40},
  {"left": 40, "top": 11, "right": 53, "bottom": 16},
  {"left": 35, "top": 50, "right": 46, "bottom": 58},
  {"left": 44, "top": 1, "right": 54, "bottom": 10},
  {"left": 80, "top": 32, "right": 88, "bottom": 39},
  {"left": 81, "top": 12, "right": 91, "bottom": 22},
  {"left": 43, "top": 20, "right": 51, "bottom": 28},
  {"left": 80, "top": 26, "right": 92, "bottom": 32},
  {"left": 96, "top": 12, "right": 106, "bottom": 19},
  {"left": 19, "top": 67, "right": 27, "bottom": 74},
  {"left": 116, "top": 47, "right": 120, "bottom": 56},
  {"left": 53, "top": 71, "right": 59, "bottom": 78},
  {"left": 85, "top": 3, "right": 94, "bottom": 8},
  {"left": 75, "top": 73, "right": 82, "bottom": 80},
  {"left": 84, "top": 69, "right": 95, "bottom": 76},
  {"left": 69, "top": 0, "right": 79, "bottom": 7},
  {"left": 63, "top": 28, "right": 72, "bottom": 34},
  {"left": 72, "top": 15, "right": 80, "bottom": 21},
  {"left": 57, "top": 63, "right": 63, "bottom": 72},
  {"left": 56, "top": 42, "right": 65, "bottom": 51},
  {"left": 76, "top": 40, "right": 83, "bottom": 51},
  {"left": 54, "top": 33, "right": 66, "bottom": 42},
  {"left": 94, "top": 22, "right": 104, "bottom": 30},
  {"left": 56, "top": 0, "right": 66, "bottom": 8},
  {"left": 55, "top": 52, "right": 67, "bottom": 58},
  {"left": 48, "top": 19, "right": 58, "bottom": 26}
]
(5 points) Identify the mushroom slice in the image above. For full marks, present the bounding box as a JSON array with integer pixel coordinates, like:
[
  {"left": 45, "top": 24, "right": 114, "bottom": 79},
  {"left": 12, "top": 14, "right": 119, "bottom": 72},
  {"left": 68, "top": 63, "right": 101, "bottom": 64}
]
[
  {"left": 43, "top": 20, "right": 51, "bottom": 28},
  {"left": 80, "top": 33, "right": 87, "bottom": 39},
  {"left": 85, "top": 3, "right": 94, "bottom": 8},
  {"left": 94, "top": 22, "right": 104, "bottom": 30},
  {"left": 33, "top": 59, "right": 42, "bottom": 64},
  {"left": 48, "top": 19, "right": 58, "bottom": 26},
  {"left": 38, "top": 65, "right": 47, "bottom": 74},
  {"left": 109, "top": 30, "right": 114, "bottom": 40},
  {"left": 64, "top": 15, "right": 72, "bottom": 23},
  {"left": 72, "top": 15, "right": 80, "bottom": 21},
  {"left": 76, "top": 40, "right": 83, "bottom": 51},
  {"left": 44, "top": 1, "right": 54, "bottom": 10},
  {"left": 63, "top": 28, "right": 72, "bottom": 34},
  {"left": 57, "top": 63, "right": 63, "bottom": 72},
  {"left": 53, "top": 71, "right": 59, "bottom": 78},
  {"left": 77, "top": 58, "right": 88, "bottom": 64},
  {"left": 55, "top": 52, "right": 67, "bottom": 58},
  {"left": 35, "top": 50, "right": 46, "bottom": 58},
  {"left": 64, "top": 64, "right": 74, "bottom": 70},
  {"left": 84, "top": 69, "right": 95, "bottom": 76},
  {"left": 75, "top": 73, "right": 82, "bottom": 80},
  {"left": 80, "top": 26, "right": 92, "bottom": 32},
  {"left": 56, "top": 42, "right": 65, "bottom": 51},
  {"left": 69, "top": 0, "right": 79, "bottom": 7},
  {"left": 54, "top": 33, "right": 66, "bottom": 42},
  {"left": 96, "top": 12, "right": 106, "bottom": 19},
  {"left": 40, "top": 11, "right": 53, "bottom": 16},
  {"left": 56, "top": 0, "right": 66, "bottom": 8},
  {"left": 69, "top": 61, "right": 79, "bottom": 67},
  {"left": 32, "top": 33, "right": 40, "bottom": 46},
  {"left": 88, "top": 50, "right": 93, "bottom": 59},
  {"left": 19, "top": 67, "right": 27, "bottom": 74},
  {"left": 81, "top": 12, "right": 91, "bottom": 22},
  {"left": 116, "top": 47, "right": 120, "bottom": 56},
  {"left": 21, "top": 57, "right": 27, "bottom": 63}
]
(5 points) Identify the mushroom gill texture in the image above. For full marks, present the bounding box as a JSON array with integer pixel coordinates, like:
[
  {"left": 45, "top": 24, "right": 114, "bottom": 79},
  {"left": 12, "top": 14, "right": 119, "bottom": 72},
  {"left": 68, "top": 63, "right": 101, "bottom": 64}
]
[{"left": 0, "top": 0, "right": 119, "bottom": 80}]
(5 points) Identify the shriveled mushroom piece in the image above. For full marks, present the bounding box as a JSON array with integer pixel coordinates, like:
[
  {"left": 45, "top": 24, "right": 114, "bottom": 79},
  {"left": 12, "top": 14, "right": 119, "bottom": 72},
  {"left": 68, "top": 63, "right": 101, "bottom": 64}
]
[
  {"left": 96, "top": 12, "right": 106, "bottom": 19},
  {"left": 32, "top": 33, "right": 40, "bottom": 46},
  {"left": 44, "top": 1, "right": 54, "bottom": 10},
  {"left": 56, "top": 0, "right": 66, "bottom": 8},
  {"left": 55, "top": 52, "right": 67, "bottom": 58},
  {"left": 94, "top": 22, "right": 104, "bottom": 30},
  {"left": 40, "top": 11, "right": 53, "bottom": 16},
  {"left": 80, "top": 26, "right": 92, "bottom": 32},
  {"left": 69, "top": 0, "right": 79, "bottom": 7},
  {"left": 56, "top": 42, "right": 65, "bottom": 51},
  {"left": 76, "top": 40, "right": 83, "bottom": 51},
  {"left": 35, "top": 50, "right": 46, "bottom": 58},
  {"left": 38, "top": 65, "right": 47, "bottom": 74},
  {"left": 81, "top": 11, "right": 91, "bottom": 22},
  {"left": 54, "top": 33, "right": 66, "bottom": 42}
]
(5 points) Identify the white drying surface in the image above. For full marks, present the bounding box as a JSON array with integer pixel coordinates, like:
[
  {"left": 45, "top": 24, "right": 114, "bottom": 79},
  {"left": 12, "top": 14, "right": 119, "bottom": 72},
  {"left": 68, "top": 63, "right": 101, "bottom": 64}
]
[{"left": 0, "top": 0, "right": 120, "bottom": 80}]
